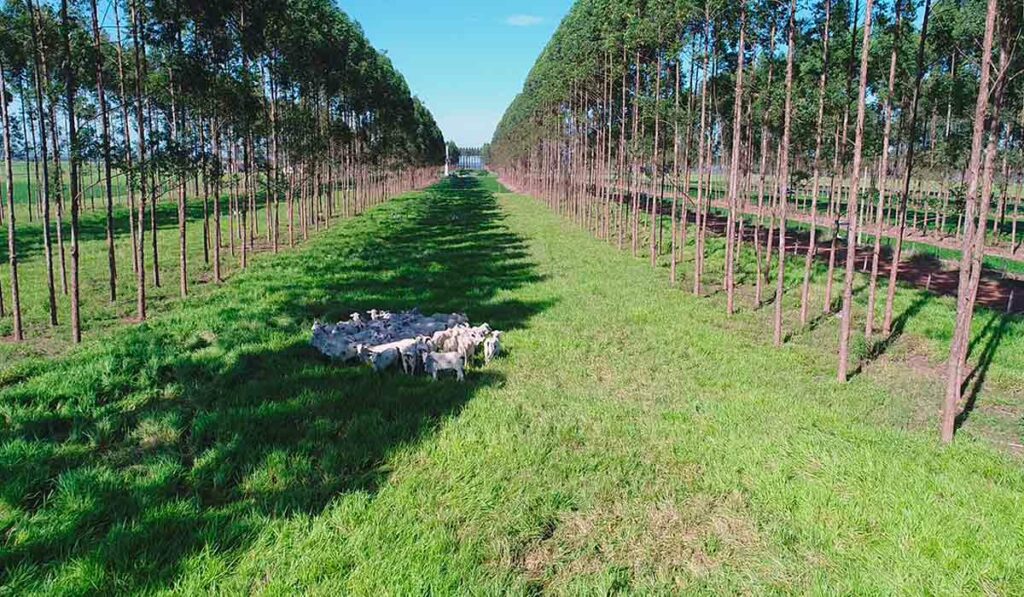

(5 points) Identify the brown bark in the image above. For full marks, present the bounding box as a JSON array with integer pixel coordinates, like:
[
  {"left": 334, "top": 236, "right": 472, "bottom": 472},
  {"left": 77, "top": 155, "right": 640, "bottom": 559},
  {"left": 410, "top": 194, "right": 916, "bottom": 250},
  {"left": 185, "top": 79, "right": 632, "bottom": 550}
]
[
  {"left": 753, "top": 23, "right": 778, "bottom": 307},
  {"left": 1, "top": 59, "right": 22, "bottom": 340},
  {"left": 837, "top": 0, "right": 875, "bottom": 380},
  {"left": 800, "top": 0, "right": 832, "bottom": 325},
  {"left": 649, "top": 53, "right": 663, "bottom": 268},
  {"left": 693, "top": 16, "right": 711, "bottom": 296},
  {"left": 670, "top": 59, "right": 681, "bottom": 285},
  {"left": 26, "top": 0, "right": 58, "bottom": 327},
  {"left": 131, "top": 0, "right": 148, "bottom": 320},
  {"left": 773, "top": 0, "right": 797, "bottom": 347},
  {"left": 168, "top": 65, "right": 188, "bottom": 299},
  {"left": 725, "top": 8, "right": 747, "bottom": 316},
  {"left": 62, "top": 0, "right": 82, "bottom": 343},
  {"left": 882, "top": 0, "right": 932, "bottom": 335},
  {"left": 91, "top": 0, "right": 117, "bottom": 304},
  {"left": 864, "top": 0, "right": 901, "bottom": 338},
  {"left": 940, "top": 0, "right": 1001, "bottom": 444},
  {"left": 211, "top": 122, "right": 223, "bottom": 283},
  {"left": 112, "top": 0, "right": 138, "bottom": 277}
]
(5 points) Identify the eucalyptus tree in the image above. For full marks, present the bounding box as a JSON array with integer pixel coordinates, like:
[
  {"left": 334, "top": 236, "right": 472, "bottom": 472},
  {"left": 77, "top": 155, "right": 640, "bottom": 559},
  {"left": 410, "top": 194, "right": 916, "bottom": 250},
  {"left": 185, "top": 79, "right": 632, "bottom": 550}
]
[
  {"left": 799, "top": 0, "right": 833, "bottom": 325},
  {"left": 1, "top": 4, "right": 23, "bottom": 339},
  {"left": 24, "top": 0, "right": 59, "bottom": 327},
  {"left": 940, "top": 0, "right": 1015, "bottom": 443},
  {"left": 493, "top": 0, "right": 1019, "bottom": 404},
  {"left": 0, "top": 0, "right": 444, "bottom": 341},
  {"left": 771, "top": 0, "right": 797, "bottom": 347},
  {"left": 89, "top": 0, "right": 116, "bottom": 303}
]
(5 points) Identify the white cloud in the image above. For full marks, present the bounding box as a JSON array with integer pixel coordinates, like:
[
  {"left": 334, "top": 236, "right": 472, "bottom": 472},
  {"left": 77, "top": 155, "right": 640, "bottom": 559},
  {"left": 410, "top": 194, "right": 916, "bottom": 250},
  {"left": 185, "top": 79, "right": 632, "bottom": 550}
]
[{"left": 505, "top": 14, "right": 544, "bottom": 27}]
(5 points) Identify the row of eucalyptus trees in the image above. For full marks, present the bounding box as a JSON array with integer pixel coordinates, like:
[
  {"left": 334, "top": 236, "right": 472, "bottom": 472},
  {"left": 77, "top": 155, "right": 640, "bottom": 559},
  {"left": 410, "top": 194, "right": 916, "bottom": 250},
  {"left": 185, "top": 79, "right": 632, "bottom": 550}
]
[
  {"left": 489, "top": 0, "right": 1023, "bottom": 443},
  {"left": 0, "top": 0, "right": 446, "bottom": 344}
]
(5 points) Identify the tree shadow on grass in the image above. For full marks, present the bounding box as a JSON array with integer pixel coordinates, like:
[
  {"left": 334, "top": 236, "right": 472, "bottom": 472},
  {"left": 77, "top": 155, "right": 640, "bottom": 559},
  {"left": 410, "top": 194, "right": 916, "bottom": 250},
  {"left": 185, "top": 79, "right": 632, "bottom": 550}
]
[
  {"left": 955, "top": 314, "right": 1010, "bottom": 432},
  {"left": 0, "top": 176, "right": 552, "bottom": 593},
  {"left": 846, "top": 292, "right": 936, "bottom": 380}
]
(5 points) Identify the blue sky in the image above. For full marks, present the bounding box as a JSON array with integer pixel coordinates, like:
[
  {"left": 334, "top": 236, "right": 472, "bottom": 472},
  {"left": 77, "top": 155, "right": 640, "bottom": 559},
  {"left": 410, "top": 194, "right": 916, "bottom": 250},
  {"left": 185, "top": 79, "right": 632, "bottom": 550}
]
[{"left": 342, "top": 0, "right": 574, "bottom": 147}]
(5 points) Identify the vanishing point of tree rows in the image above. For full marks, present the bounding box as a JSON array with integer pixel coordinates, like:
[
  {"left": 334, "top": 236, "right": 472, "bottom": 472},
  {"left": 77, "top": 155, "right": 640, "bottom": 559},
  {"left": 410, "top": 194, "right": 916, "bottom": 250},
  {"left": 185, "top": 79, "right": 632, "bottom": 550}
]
[
  {"left": 489, "top": 0, "right": 1023, "bottom": 443},
  {"left": 0, "top": 0, "right": 446, "bottom": 345}
]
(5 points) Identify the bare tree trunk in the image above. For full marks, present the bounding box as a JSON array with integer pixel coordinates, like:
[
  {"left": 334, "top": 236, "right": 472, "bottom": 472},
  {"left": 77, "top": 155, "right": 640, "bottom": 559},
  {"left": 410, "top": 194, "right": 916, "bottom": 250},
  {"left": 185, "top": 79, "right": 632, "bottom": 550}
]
[
  {"left": 670, "top": 58, "right": 681, "bottom": 285},
  {"left": 940, "top": 0, "right": 1000, "bottom": 443},
  {"left": 62, "top": 0, "right": 82, "bottom": 343},
  {"left": 200, "top": 124, "right": 210, "bottom": 264},
  {"left": 91, "top": 0, "right": 117, "bottom": 304},
  {"left": 169, "top": 66, "right": 188, "bottom": 299},
  {"left": 213, "top": 121, "right": 223, "bottom": 283},
  {"left": 131, "top": 0, "right": 148, "bottom": 320},
  {"left": 112, "top": 0, "right": 138, "bottom": 277},
  {"left": 864, "top": 0, "right": 901, "bottom": 338},
  {"left": 617, "top": 45, "right": 628, "bottom": 251},
  {"left": 800, "top": 0, "right": 832, "bottom": 325},
  {"left": 883, "top": 0, "right": 932, "bottom": 335},
  {"left": 725, "top": 7, "right": 747, "bottom": 316},
  {"left": 753, "top": 23, "right": 777, "bottom": 307},
  {"left": 631, "top": 50, "right": 641, "bottom": 258},
  {"left": 44, "top": 51, "right": 68, "bottom": 298},
  {"left": 693, "top": 16, "right": 711, "bottom": 296},
  {"left": 26, "top": 0, "right": 58, "bottom": 327},
  {"left": 773, "top": 0, "right": 797, "bottom": 347},
  {"left": 1, "top": 59, "right": 22, "bottom": 340},
  {"left": 837, "top": 0, "right": 875, "bottom": 380},
  {"left": 649, "top": 52, "right": 663, "bottom": 268}
]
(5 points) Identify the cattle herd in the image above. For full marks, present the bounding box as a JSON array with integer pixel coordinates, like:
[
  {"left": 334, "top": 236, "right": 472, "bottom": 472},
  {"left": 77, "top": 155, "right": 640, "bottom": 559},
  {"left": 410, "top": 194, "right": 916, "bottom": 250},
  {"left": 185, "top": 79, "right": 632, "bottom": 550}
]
[{"left": 311, "top": 309, "right": 503, "bottom": 381}]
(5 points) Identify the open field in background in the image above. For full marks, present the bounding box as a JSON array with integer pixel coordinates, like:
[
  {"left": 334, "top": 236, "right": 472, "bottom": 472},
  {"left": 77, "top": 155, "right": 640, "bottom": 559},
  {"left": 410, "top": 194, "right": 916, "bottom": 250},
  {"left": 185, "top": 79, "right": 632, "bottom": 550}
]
[{"left": 1, "top": 173, "right": 1022, "bottom": 593}]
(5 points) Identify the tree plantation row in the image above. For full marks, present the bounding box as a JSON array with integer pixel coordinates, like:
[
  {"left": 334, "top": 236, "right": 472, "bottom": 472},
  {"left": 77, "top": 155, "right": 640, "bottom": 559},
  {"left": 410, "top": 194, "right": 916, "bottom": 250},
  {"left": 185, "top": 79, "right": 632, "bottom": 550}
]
[
  {"left": 489, "top": 0, "right": 1023, "bottom": 443},
  {"left": 0, "top": 0, "right": 446, "bottom": 349}
]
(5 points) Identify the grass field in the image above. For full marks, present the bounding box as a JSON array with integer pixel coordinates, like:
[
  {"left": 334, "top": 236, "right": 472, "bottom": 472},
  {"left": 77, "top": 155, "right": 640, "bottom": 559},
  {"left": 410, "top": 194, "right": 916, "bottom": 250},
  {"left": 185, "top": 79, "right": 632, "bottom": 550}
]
[{"left": 1, "top": 173, "right": 1023, "bottom": 593}]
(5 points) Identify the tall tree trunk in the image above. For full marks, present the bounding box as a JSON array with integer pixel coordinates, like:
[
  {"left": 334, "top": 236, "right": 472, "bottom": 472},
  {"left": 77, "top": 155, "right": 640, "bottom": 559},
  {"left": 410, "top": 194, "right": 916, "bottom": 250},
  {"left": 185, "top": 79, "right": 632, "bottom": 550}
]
[
  {"left": 940, "top": 0, "right": 1000, "bottom": 443},
  {"left": 213, "top": 121, "right": 223, "bottom": 283},
  {"left": 1, "top": 59, "right": 22, "bottom": 340},
  {"left": 62, "top": 0, "right": 82, "bottom": 343},
  {"left": 631, "top": 50, "right": 641, "bottom": 258},
  {"left": 112, "top": 0, "right": 138, "bottom": 277},
  {"left": 864, "top": 0, "right": 901, "bottom": 338},
  {"left": 169, "top": 66, "right": 188, "bottom": 299},
  {"left": 754, "top": 23, "right": 778, "bottom": 307},
  {"left": 693, "top": 16, "right": 711, "bottom": 296},
  {"left": 26, "top": 0, "right": 58, "bottom": 327},
  {"left": 725, "top": 8, "right": 747, "bottom": 315},
  {"left": 773, "top": 0, "right": 797, "bottom": 347},
  {"left": 882, "top": 0, "right": 932, "bottom": 335},
  {"left": 837, "top": 0, "right": 875, "bottom": 380},
  {"left": 800, "top": 0, "right": 832, "bottom": 325},
  {"left": 43, "top": 48, "right": 68, "bottom": 297},
  {"left": 91, "top": 0, "right": 117, "bottom": 304},
  {"left": 670, "top": 58, "right": 681, "bottom": 285},
  {"left": 131, "top": 0, "right": 149, "bottom": 320},
  {"left": 649, "top": 52, "right": 663, "bottom": 268}
]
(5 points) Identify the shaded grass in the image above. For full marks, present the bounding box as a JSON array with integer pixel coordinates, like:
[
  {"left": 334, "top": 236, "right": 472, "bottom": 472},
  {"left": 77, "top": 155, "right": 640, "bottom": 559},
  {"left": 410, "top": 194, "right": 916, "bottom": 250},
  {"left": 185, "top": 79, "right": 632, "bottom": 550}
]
[
  {"left": 1, "top": 175, "right": 548, "bottom": 593},
  {"left": 2, "top": 173, "right": 1023, "bottom": 593}
]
